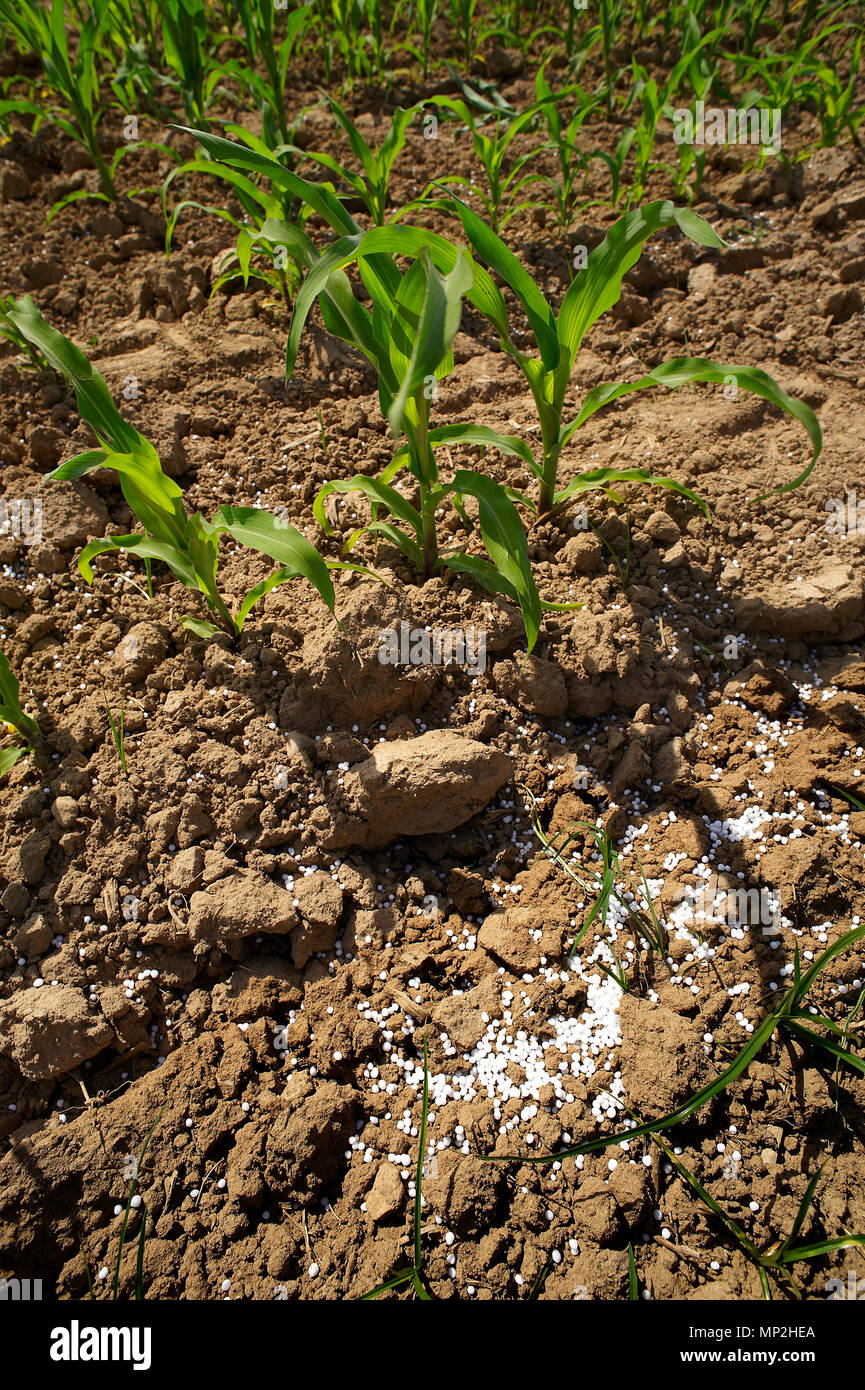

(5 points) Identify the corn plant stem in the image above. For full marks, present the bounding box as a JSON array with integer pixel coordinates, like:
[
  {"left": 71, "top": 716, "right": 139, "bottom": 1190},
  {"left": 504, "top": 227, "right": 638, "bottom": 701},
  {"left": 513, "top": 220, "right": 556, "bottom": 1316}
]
[
  {"left": 538, "top": 445, "right": 560, "bottom": 516},
  {"left": 91, "top": 144, "right": 117, "bottom": 201},
  {"left": 205, "top": 587, "right": 237, "bottom": 638},
  {"left": 413, "top": 405, "right": 439, "bottom": 578}
]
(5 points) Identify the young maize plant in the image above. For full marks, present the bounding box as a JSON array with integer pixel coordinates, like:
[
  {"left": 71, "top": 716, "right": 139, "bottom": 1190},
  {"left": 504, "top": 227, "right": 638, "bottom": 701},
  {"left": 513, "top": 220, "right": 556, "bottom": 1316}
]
[
  {"left": 156, "top": 0, "right": 220, "bottom": 127},
  {"left": 283, "top": 93, "right": 425, "bottom": 227},
  {"left": 803, "top": 31, "right": 864, "bottom": 147},
  {"left": 397, "top": 0, "right": 439, "bottom": 79},
  {"left": 7, "top": 298, "right": 343, "bottom": 643},
  {"left": 624, "top": 26, "right": 722, "bottom": 205},
  {"left": 288, "top": 231, "right": 547, "bottom": 652},
  {"left": 291, "top": 94, "right": 421, "bottom": 227},
  {"left": 312, "top": 0, "right": 386, "bottom": 87},
  {"left": 0, "top": 652, "right": 40, "bottom": 777},
  {"left": 0, "top": 0, "right": 118, "bottom": 207},
  {"left": 225, "top": 0, "right": 315, "bottom": 148},
  {"left": 424, "top": 94, "right": 556, "bottom": 234},
  {"left": 448, "top": 0, "right": 478, "bottom": 68},
  {"left": 164, "top": 123, "right": 319, "bottom": 310},
  {"left": 441, "top": 195, "right": 823, "bottom": 517},
  {"left": 724, "top": 19, "right": 846, "bottom": 128},
  {"left": 532, "top": 69, "right": 615, "bottom": 229}
]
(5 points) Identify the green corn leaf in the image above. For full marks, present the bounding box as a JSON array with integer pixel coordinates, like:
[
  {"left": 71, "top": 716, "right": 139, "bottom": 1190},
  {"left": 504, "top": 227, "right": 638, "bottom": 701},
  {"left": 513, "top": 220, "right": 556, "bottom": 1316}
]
[
  {"left": 391, "top": 423, "right": 536, "bottom": 471},
  {"left": 78, "top": 534, "right": 200, "bottom": 590},
  {"left": 236, "top": 568, "right": 307, "bottom": 631},
  {"left": 174, "top": 126, "right": 360, "bottom": 236},
  {"left": 295, "top": 145, "right": 367, "bottom": 201},
  {"left": 163, "top": 159, "right": 266, "bottom": 252},
  {"left": 448, "top": 469, "right": 542, "bottom": 654},
  {"left": 557, "top": 202, "right": 725, "bottom": 362},
  {"left": 552, "top": 464, "right": 711, "bottom": 516},
  {"left": 572, "top": 358, "right": 822, "bottom": 495},
  {"left": 355, "top": 520, "right": 426, "bottom": 571},
  {"left": 0, "top": 746, "right": 27, "bottom": 777},
  {"left": 41, "top": 449, "right": 109, "bottom": 481},
  {"left": 314, "top": 476, "right": 424, "bottom": 541},
  {"left": 0, "top": 652, "right": 39, "bottom": 741},
  {"left": 285, "top": 232, "right": 378, "bottom": 377},
  {"left": 346, "top": 222, "right": 510, "bottom": 342},
  {"left": 212, "top": 506, "right": 336, "bottom": 615},
  {"left": 387, "top": 251, "right": 473, "bottom": 436},
  {"left": 441, "top": 549, "right": 522, "bottom": 602},
  {"left": 8, "top": 297, "right": 148, "bottom": 457},
  {"left": 444, "top": 192, "right": 560, "bottom": 368},
  {"left": 324, "top": 91, "right": 381, "bottom": 183},
  {"left": 51, "top": 449, "right": 189, "bottom": 553},
  {"left": 179, "top": 615, "right": 222, "bottom": 641}
]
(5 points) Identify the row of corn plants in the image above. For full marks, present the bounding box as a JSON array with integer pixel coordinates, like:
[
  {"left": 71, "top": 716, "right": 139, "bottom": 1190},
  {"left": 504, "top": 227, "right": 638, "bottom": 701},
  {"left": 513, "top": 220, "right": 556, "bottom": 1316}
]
[{"left": 1, "top": 3, "right": 861, "bottom": 223}]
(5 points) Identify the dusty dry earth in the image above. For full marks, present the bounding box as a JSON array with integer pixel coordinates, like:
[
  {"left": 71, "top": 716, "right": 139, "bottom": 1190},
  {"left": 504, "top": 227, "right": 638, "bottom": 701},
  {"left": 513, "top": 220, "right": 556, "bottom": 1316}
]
[{"left": 1, "top": 25, "right": 864, "bottom": 1304}]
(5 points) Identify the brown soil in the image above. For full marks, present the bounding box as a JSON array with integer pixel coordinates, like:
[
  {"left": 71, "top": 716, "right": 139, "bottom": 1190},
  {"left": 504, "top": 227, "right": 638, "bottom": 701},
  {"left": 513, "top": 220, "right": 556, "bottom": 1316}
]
[{"left": 1, "top": 41, "right": 865, "bottom": 1302}]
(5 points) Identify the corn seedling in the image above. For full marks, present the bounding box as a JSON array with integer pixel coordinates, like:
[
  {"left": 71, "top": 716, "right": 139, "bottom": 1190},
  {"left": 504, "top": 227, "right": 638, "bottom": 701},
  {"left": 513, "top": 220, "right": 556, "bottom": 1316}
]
[
  {"left": 584, "top": 0, "right": 626, "bottom": 115},
  {"left": 397, "top": 0, "right": 439, "bottom": 80},
  {"left": 443, "top": 195, "right": 823, "bottom": 517},
  {"left": 294, "top": 94, "right": 421, "bottom": 226},
  {"left": 361, "top": 1031, "right": 432, "bottom": 1299},
  {"left": 179, "top": 126, "right": 544, "bottom": 642},
  {"left": 8, "top": 297, "right": 343, "bottom": 642},
  {"left": 289, "top": 227, "right": 545, "bottom": 651},
  {"left": 725, "top": 21, "right": 846, "bottom": 120},
  {"left": 0, "top": 0, "right": 118, "bottom": 205},
  {"left": 227, "top": 0, "right": 315, "bottom": 147},
  {"left": 804, "top": 32, "right": 864, "bottom": 147},
  {"left": 624, "top": 27, "right": 723, "bottom": 204},
  {"left": 165, "top": 124, "right": 319, "bottom": 311},
  {"left": 441, "top": 64, "right": 518, "bottom": 123},
  {"left": 533, "top": 69, "right": 616, "bottom": 227},
  {"left": 315, "top": 0, "right": 383, "bottom": 87},
  {"left": 104, "top": 690, "right": 128, "bottom": 774},
  {"left": 426, "top": 94, "right": 554, "bottom": 234},
  {"left": 0, "top": 651, "right": 39, "bottom": 777},
  {"left": 448, "top": 0, "right": 478, "bottom": 67},
  {"left": 156, "top": 0, "right": 219, "bottom": 127}
]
